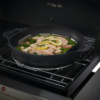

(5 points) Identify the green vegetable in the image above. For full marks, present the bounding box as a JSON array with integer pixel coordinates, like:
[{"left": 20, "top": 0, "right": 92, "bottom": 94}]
[
  {"left": 41, "top": 54, "right": 45, "bottom": 55},
  {"left": 66, "top": 38, "right": 76, "bottom": 46},
  {"left": 48, "top": 34, "right": 57, "bottom": 37},
  {"left": 55, "top": 48, "right": 70, "bottom": 55},
  {"left": 42, "top": 39, "right": 49, "bottom": 41},
  {"left": 27, "top": 51, "right": 30, "bottom": 53},
  {"left": 60, "top": 48, "right": 70, "bottom": 53},
  {"left": 28, "top": 38, "right": 36, "bottom": 44},
  {"left": 16, "top": 46, "right": 22, "bottom": 51},
  {"left": 37, "top": 44, "right": 46, "bottom": 47},
  {"left": 51, "top": 40, "right": 57, "bottom": 43},
  {"left": 33, "top": 52, "right": 38, "bottom": 54},
  {"left": 21, "top": 43, "right": 30, "bottom": 48},
  {"left": 36, "top": 34, "right": 42, "bottom": 37}
]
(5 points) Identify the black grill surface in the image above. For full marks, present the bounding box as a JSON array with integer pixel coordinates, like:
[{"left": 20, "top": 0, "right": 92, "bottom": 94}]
[{"left": 0, "top": 19, "right": 95, "bottom": 96}]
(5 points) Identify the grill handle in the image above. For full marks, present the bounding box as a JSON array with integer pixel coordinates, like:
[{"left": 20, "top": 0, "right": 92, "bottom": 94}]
[
  {"left": 78, "top": 41, "right": 93, "bottom": 52},
  {"left": 3, "top": 28, "right": 22, "bottom": 39}
]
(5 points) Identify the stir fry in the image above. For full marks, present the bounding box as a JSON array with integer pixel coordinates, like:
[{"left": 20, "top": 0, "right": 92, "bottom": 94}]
[{"left": 16, "top": 34, "right": 77, "bottom": 55}]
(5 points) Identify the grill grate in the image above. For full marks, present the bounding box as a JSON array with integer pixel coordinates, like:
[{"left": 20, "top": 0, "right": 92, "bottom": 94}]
[
  {"left": 0, "top": 44, "right": 94, "bottom": 90},
  {"left": 0, "top": 19, "right": 95, "bottom": 90}
]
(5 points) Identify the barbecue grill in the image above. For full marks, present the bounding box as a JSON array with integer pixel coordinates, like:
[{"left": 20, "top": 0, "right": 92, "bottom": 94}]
[{"left": 1, "top": 0, "right": 100, "bottom": 100}]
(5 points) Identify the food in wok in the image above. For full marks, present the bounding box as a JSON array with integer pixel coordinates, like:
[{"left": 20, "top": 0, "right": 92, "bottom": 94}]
[{"left": 16, "top": 34, "right": 77, "bottom": 55}]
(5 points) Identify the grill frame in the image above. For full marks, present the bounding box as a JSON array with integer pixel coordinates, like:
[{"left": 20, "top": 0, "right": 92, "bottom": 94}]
[
  {"left": 0, "top": 44, "right": 94, "bottom": 90},
  {"left": 0, "top": 19, "right": 97, "bottom": 97}
]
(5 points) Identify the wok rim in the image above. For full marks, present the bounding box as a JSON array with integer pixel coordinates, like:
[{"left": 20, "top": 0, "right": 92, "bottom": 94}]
[{"left": 7, "top": 25, "right": 85, "bottom": 56}]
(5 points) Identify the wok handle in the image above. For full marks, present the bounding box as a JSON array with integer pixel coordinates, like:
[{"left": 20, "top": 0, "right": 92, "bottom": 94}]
[
  {"left": 3, "top": 28, "right": 22, "bottom": 39},
  {"left": 79, "top": 41, "right": 93, "bottom": 52}
]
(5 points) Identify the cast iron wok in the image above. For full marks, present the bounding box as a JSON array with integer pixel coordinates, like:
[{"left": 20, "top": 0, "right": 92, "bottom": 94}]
[{"left": 4, "top": 26, "right": 92, "bottom": 68}]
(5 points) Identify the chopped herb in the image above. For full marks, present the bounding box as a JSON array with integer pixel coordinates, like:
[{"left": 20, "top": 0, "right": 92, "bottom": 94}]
[
  {"left": 48, "top": 34, "right": 57, "bottom": 37},
  {"left": 55, "top": 48, "right": 70, "bottom": 55},
  {"left": 37, "top": 44, "right": 45, "bottom": 47},
  {"left": 36, "top": 34, "right": 42, "bottom": 37},
  {"left": 33, "top": 52, "right": 38, "bottom": 54},
  {"left": 27, "top": 51, "right": 30, "bottom": 53},
  {"left": 41, "top": 54, "right": 45, "bottom": 55},
  {"left": 66, "top": 38, "right": 76, "bottom": 46},
  {"left": 42, "top": 39, "right": 49, "bottom": 41},
  {"left": 60, "top": 48, "right": 70, "bottom": 54},
  {"left": 48, "top": 34, "right": 52, "bottom": 37},
  {"left": 16, "top": 46, "right": 22, "bottom": 51},
  {"left": 21, "top": 43, "right": 30, "bottom": 48},
  {"left": 51, "top": 40, "right": 57, "bottom": 43},
  {"left": 28, "top": 38, "right": 36, "bottom": 44}
]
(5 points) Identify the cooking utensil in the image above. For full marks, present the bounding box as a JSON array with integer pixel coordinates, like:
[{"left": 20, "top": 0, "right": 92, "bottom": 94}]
[{"left": 4, "top": 26, "right": 92, "bottom": 68}]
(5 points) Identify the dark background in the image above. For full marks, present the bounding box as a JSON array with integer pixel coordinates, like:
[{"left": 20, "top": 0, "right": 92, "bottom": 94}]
[{"left": 1, "top": 0, "right": 100, "bottom": 38}]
